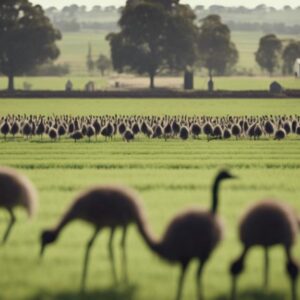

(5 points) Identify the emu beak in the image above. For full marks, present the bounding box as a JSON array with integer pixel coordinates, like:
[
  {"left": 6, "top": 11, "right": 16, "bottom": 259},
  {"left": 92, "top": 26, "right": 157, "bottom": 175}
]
[{"left": 230, "top": 174, "right": 237, "bottom": 179}]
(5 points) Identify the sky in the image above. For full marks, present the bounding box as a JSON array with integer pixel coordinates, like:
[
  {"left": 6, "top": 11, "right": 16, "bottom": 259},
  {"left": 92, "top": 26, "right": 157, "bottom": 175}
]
[{"left": 31, "top": 0, "right": 300, "bottom": 9}]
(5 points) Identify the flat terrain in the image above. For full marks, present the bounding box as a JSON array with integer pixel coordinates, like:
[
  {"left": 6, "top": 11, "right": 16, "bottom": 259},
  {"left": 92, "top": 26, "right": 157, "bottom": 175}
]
[
  {"left": 0, "top": 98, "right": 300, "bottom": 300},
  {"left": 0, "top": 76, "right": 299, "bottom": 91}
]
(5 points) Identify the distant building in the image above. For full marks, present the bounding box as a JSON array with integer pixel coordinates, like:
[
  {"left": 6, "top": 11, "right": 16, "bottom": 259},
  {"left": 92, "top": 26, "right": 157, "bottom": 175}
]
[{"left": 294, "top": 58, "right": 300, "bottom": 77}]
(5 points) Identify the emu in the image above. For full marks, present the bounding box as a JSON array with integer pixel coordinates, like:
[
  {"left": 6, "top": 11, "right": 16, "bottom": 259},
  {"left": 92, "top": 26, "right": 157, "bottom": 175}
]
[
  {"left": 40, "top": 185, "right": 144, "bottom": 291},
  {"left": 230, "top": 200, "right": 299, "bottom": 300},
  {"left": 138, "top": 170, "right": 236, "bottom": 300},
  {"left": 0, "top": 167, "right": 37, "bottom": 243}
]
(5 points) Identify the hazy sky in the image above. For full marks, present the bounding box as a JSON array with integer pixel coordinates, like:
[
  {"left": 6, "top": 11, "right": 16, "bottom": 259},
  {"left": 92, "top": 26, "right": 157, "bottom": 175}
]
[{"left": 31, "top": 0, "right": 300, "bottom": 9}]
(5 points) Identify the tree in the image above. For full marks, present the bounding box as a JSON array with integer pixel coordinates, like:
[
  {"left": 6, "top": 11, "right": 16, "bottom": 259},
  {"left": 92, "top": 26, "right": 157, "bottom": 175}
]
[
  {"left": 86, "top": 43, "right": 94, "bottom": 73},
  {"left": 0, "top": 0, "right": 61, "bottom": 91},
  {"left": 107, "top": 0, "right": 198, "bottom": 88},
  {"left": 197, "top": 15, "right": 238, "bottom": 78},
  {"left": 282, "top": 40, "right": 300, "bottom": 75},
  {"left": 255, "top": 34, "right": 282, "bottom": 76},
  {"left": 96, "top": 54, "right": 111, "bottom": 76}
]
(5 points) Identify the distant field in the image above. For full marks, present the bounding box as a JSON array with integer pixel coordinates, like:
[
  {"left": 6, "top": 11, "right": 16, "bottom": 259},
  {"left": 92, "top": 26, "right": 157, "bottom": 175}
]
[
  {"left": 0, "top": 98, "right": 300, "bottom": 300},
  {"left": 39, "top": 30, "right": 300, "bottom": 76},
  {"left": 0, "top": 30, "right": 299, "bottom": 91},
  {"left": 0, "top": 75, "right": 299, "bottom": 91},
  {"left": 1, "top": 98, "right": 300, "bottom": 116}
]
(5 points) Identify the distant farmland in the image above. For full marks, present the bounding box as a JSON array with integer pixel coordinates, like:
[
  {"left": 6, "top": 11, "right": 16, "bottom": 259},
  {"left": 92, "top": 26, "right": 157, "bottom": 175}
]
[{"left": 0, "top": 98, "right": 299, "bottom": 300}]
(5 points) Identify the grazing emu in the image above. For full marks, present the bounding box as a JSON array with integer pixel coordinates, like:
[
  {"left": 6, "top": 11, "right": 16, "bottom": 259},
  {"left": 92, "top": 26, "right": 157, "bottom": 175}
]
[
  {"left": 264, "top": 120, "right": 274, "bottom": 136},
  {"left": 1, "top": 118, "right": 11, "bottom": 140},
  {"left": 58, "top": 124, "right": 66, "bottom": 138},
  {"left": 138, "top": 170, "right": 236, "bottom": 300},
  {"left": 101, "top": 122, "right": 114, "bottom": 140},
  {"left": 213, "top": 125, "right": 223, "bottom": 139},
  {"left": 86, "top": 125, "right": 95, "bottom": 142},
  {"left": 70, "top": 130, "right": 83, "bottom": 143},
  {"left": 230, "top": 200, "right": 299, "bottom": 300},
  {"left": 231, "top": 124, "right": 241, "bottom": 140},
  {"left": 223, "top": 128, "right": 232, "bottom": 139},
  {"left": 190, "top": 123, "right": 201, "bottom": 139},
  {"left": 48, "top": 128, "right": 58, "bottom": 141},
  {"left": 283, "top": 121, "right": 291, "bottom": 135},
  {"left": 40, "top": 185, "right": 144, "bottom": 291},
  {"left": 172, "top": 120, "right": 180, "bottom": 137},
  {"left": 36, "top": 119, "right": 45, "bottom": 139},
  {"left": 203, "top": 122, "right": 213, "bottom": 141},
  {"left": 254, "top": 124, "right": 263, "bottom": 140},
  {"left": 10, "top": 121, "right": 20, "bottom": 138},
  {"left": 131, "top": 123, "right": 140, "bottom": 135},
  {"left": 0, "top": 167, "right": 37, "bottom": 243},
  {"left": 22, "top": 122, "right": 32, "bottom": 139},
  {"left": 179, "top": 126, "right": 189, "bottom": 140},
  {"left": 274, "top": 128, "right": 286, "bottom": 140},
  {"left": 164, "top": 122, "right": 173, "bottom": 140},
  {"left": 123, "top": 129, "right": 134, "bottom": 142}
]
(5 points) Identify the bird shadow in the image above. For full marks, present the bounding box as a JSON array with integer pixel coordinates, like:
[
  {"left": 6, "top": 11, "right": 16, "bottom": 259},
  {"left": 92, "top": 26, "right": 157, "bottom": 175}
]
[
  {"left": 27, "top": 285, "right": 137, "bottom": 300},
  {"left": 213, "top": 288, "right": 285, "bottom": 300}
]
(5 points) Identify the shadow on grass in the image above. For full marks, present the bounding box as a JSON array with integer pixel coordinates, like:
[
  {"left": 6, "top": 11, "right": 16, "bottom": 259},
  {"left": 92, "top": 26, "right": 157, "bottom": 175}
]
[
  {"left": 214, "top": 288, "right": 286, "bottom": 300},
  {"left": 27, "top": 285, "right": 137, "bottom": 300}
]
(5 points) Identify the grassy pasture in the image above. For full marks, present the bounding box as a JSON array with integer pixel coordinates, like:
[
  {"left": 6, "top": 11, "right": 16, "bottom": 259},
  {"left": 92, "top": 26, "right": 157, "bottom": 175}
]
[
  {"left": 0, "top": 76, "right": 299, "bottom": 91},
  {"left": 0, "top": 98, "right": 300, "bottom": 300}
]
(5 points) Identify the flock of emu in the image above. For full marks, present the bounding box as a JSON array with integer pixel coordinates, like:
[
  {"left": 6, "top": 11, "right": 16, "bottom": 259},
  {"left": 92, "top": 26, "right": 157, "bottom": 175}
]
[
  {"left": 0, "top": 166, "right": 299, "bottom": 300},
  {"left": 1, "top": 114, "right": 300, "bottom": 142}
]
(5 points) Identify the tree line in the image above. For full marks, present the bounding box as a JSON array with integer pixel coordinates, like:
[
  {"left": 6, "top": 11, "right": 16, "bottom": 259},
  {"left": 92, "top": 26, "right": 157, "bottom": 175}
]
[{"left": 0, "top": 0, "right": 300, "bottom": 91}]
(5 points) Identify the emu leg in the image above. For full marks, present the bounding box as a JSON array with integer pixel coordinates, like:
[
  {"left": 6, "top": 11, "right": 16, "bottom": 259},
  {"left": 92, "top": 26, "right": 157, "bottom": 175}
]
[
  {"left": 285, "top": 247, "right": 299, "bottom": 300},
  {"left": 80, "top": 227, "right": 100, "bottom": 293},
  {"left": 108, "top": 228, "right": 117, "bottom": 284},
  {"left": 196, "top": 260, "right": 206, "bottom": 300},
  {"left": 230, "top": 247, "right": 249, "bottom": 300},
  {"left": 264, "top": 247, "right": 269, "bottom": 289},
  {"left": 2, "top": 209, "right": 16, "bottom": 244},
  {"left": 175, "top": 262, "right": 188, "bottom": 300},
  {"left": 120, "top": 226, "right": 128, "bottom": 283}
]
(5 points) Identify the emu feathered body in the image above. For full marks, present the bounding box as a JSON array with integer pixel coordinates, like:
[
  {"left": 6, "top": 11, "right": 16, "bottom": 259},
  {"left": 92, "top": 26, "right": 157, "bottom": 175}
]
[{"left": 0, "top": 167, "right": 37, "bottom": 217}]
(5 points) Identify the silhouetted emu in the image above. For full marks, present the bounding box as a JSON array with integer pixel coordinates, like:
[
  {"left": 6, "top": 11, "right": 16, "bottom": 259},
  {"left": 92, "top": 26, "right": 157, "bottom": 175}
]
[
  {"left": 230, "top": 200, "right": 299, "bottom": 300},
  {"left": 138, "top": 170, "right": 235, "bottom": 300},
  {"left": 40, "top": 185, "right": 144, "bottom": 292},
  {"left": 0, "top": 167, "right": 37, "bottom": 243}
]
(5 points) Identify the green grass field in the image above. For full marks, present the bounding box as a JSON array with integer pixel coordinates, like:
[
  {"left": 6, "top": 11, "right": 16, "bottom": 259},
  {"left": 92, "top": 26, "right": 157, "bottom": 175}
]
[
  {"left": 0, "top": 98, "right": 300, "bottom": 300},
  {"left": 0, "top": 76, "right": 299, "bottom": 91}
]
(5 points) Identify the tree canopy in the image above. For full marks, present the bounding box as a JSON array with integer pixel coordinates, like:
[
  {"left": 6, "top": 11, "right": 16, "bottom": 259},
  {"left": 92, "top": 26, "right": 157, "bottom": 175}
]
[
  {"left": 197, "top": 15, "right": 238, "bottom": 78},
  {"left": 107, "top": 0, "right": 198, "bottom": 88},
  {"left": 0, "top": 0, "right": 61, "bottom": 90},
  {"left": 282, "top": 40, "right": 300, "bottom": 75},
  {"left": 255, "top": 34, "right": 282, "bottom": 76}
]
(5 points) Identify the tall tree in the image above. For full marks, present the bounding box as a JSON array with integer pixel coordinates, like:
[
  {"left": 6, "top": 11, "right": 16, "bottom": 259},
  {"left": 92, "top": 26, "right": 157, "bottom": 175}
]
[
  {"left": 255, "top": 34, "right": 282, "bottom": 76},
  {"left": 282, "top": 40, "right": 300, "bottom": 75},
  {"left": 96, "top": 54, "right": 111, "bottom": 76},
  {"left": 197, "top": 15, "right": 238, "bottom": 78},
  {"left": 107, "top": 0, "right": 197, "bottom": 89},
  {"left": 0, "top": 0, "right": 61, "bottom": 91},
  {"left": 86, "top": 43, "right": 94, "bottom": 73}
]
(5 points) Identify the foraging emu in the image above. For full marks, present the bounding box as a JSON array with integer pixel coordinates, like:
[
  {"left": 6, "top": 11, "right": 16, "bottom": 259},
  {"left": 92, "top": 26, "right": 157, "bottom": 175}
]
[
  {"left": 40, "top": 185, "right": 144, "bottom": 291},
  {"left": 0, "top": 167, "right": 37, "bottom": 243},
  {"left": 230, "top": 200, "right": 299, "bottom": 300}
]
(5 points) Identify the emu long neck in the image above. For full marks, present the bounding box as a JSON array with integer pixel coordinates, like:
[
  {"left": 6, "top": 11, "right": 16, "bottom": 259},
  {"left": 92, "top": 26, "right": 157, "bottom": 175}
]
[
  {"left": 53, "top": 209, "right": 75, "bottom": 237},
  {"left": 135, "top": 209, "right": 165, "bottom": 258},
  {"left": 211, "top": 177, "right": 221, "bottom": 215}
]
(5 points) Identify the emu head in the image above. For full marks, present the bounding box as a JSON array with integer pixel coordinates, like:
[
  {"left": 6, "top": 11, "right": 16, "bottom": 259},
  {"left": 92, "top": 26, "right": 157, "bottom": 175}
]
[{"left": 40, "top": 230, "right": 57, "bottom": 258}]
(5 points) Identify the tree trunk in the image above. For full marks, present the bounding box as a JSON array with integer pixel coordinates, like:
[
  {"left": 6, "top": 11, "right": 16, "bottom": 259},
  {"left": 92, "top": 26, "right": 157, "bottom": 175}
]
[
  {"left": 8, "top": 74, "right": 14, "bottom": 91},
  {"left": 149, "top": 74, "right": 155, "bottom": 89}
]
